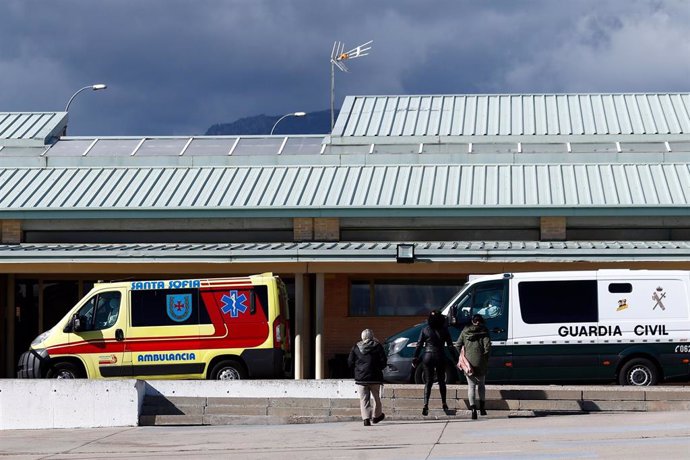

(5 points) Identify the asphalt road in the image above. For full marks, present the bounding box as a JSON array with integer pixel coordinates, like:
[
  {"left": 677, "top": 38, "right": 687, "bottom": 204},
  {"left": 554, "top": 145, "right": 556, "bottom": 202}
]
[{"left": 1, "top": 411, "right": 689, "bottom": 459}]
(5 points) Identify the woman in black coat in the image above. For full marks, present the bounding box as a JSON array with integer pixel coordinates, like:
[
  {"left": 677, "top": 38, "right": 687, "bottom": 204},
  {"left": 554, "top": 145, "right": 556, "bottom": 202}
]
[
  {"left": 348, "top": 328, "right": 387, "bottom": 426},
  {"left": 413, "top": 310, "right": 457, "bottom": 415}
]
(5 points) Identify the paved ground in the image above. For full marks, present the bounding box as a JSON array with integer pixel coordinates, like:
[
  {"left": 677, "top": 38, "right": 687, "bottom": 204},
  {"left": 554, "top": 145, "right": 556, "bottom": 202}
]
[{"left": 1, "top": 411, "right": 689, "bottom": 459}]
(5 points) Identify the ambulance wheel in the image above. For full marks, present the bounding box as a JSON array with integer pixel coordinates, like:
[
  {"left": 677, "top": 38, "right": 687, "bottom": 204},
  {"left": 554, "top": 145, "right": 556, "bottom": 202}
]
[
  {"left": 47, "top": 362, "right": 82, "bottom": 379},
  {"left": 211, "top": 360, "right": 247, "bottom": 380},
  {"left": 618, "top": 358, "right": 658, "bottom": 386}
]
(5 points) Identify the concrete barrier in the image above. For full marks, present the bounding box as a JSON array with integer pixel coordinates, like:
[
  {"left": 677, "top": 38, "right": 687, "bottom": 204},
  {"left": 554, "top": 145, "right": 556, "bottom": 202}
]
[
  {"left": 143, "top": 379, "right": 359, "bottom": 399},
  {"left": 2, "top": 380, "right": 689, "bottom": 429},
  {"left": 0, "top": 379, "right": 145, "bottom": 430}
]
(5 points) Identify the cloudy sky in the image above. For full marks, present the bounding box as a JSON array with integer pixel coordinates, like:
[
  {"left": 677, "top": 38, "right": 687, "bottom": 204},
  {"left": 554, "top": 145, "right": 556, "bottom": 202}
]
[{"left": 2, "top": 0, "right": 688, "bottom": 136}]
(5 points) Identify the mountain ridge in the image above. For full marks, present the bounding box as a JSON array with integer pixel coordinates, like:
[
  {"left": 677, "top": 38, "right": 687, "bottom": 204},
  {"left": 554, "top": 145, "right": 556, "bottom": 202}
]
[{"left": 206, "top": 109, "right": 337, "bottom": 135}]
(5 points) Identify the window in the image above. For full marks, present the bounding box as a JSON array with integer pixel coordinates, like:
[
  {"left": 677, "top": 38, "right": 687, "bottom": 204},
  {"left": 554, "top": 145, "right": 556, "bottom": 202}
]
[
  {"left": 349, "top": 279, "right": 463, "bottom": 316},
  {"left": 608, "top": 283, "right": 632, "bottom": 293},
  {"left": 451, "top": 281, "right": 505, "bottom": 323},
  {"left": 518, "top": 280, "right": 598, "bottom": 324},
  {"left": 75, "top": 291, "right": 121, "bottom": 331},
  {"left": 131, "top": 289, "right": 211, "bottom": 327}
]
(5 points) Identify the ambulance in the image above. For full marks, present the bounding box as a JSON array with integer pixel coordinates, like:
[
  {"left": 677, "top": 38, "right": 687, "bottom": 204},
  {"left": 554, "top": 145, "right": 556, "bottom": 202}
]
[
  {"left": 17, "top": 273, "right": 291, "bottom": 380},
  {"left": 384, "top": 270, "right": 690, "bottom": 386}
]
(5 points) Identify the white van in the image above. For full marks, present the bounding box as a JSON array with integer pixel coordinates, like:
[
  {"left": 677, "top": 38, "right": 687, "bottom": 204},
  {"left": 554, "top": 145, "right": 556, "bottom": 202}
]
[{"left": 384, "top": 270, "right": 690, "bottom": 386}]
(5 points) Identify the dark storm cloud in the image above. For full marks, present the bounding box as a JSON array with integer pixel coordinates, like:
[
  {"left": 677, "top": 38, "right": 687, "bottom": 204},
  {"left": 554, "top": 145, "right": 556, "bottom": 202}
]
[{"left": 1, "top": 0, "right": 688, "bottom": 136}]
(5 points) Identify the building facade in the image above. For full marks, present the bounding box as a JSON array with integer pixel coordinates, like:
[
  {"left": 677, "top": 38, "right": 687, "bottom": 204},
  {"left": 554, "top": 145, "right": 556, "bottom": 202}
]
[{"left": 1, "top": 93, "right": 690, "bottom": 379}]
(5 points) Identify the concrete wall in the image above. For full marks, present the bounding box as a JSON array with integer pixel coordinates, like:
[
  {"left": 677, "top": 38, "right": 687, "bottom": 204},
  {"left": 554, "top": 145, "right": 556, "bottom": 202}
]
[
  {"left": 0, "top": 379, "right": 145, "bottom": 430},
  {"left": 144, "top": 379, "right": 359, "bottom": 399}
]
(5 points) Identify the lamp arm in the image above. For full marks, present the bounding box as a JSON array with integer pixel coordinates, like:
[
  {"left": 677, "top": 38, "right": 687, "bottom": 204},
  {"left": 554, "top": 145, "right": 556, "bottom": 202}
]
[
  {"left": 270, "top": 114, "right": 291, "bottom": 135},
  {"left": 64, "top": 86, "right": 92, "bottom": 112}
]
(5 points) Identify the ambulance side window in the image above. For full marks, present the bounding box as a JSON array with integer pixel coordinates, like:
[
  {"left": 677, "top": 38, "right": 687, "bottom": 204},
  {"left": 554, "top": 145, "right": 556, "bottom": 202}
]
[
  {"left": 75, "top": 291, "right": 121, "bottom": 331},
  {"left": 132, "top": 288, "right": 210, "bottom": 326},
  {"left": 252, "top": 285, "right": 269, "bottom": 317}
]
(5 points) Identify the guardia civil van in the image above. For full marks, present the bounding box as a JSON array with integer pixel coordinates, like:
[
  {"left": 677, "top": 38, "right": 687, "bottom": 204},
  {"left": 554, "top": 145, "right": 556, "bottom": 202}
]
[
  {"left": 384, "top": 270, "right": 690, "bottom": 386},
  {"left": 17, "top": 273, "right": 291, "bottom": 380}
]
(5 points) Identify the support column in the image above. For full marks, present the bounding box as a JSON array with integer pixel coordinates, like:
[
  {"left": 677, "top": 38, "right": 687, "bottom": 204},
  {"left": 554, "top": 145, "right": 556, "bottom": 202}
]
[
  {"left": 1, "top": 220, "right": 22, "bottom": 244},
  {"left": 5, "top": 274, "right": 15, "bottom": 377},
  {"left": 294, "top": 274, "right": 305, "bottom": 380},
  {"left": 315, "top": 273, "right": 325, "bottom": 380},
  {"left": 540, "top": 216, "right": 566, "bottom": 241}
]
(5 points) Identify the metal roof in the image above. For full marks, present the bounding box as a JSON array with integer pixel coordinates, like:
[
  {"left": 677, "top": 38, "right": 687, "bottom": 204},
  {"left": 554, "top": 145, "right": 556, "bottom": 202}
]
[
  {"left": 1, "top": 241, "right": 690, "bottom": 263},
  {"left": 3, "top": 137, "right": 690, "bottom": 168},
  {"left": 333, "top": 93, "right": 690, "bottom": 139},
  {"left": 1, "top": 163, "right": 689, "bottom": 218},
  {"left": 0, "top": 112, "right": 67, "bottom": 146}
]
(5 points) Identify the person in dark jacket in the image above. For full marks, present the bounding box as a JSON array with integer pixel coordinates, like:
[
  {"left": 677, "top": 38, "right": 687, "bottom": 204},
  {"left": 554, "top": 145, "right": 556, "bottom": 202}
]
[
  {"left": 348, "top": 328, "right": 387, "bottom": 426},
  {"left": 455, "top": 314, "right": 492, "bottom": 419},
  {"left": 413, "top": 310, "right": 458, "bottom": 416}
]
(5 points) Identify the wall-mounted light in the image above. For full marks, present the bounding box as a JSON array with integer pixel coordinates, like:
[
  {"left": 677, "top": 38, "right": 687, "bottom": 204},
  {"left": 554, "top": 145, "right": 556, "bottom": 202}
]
[{"left": 396, "top": 243, "right": 415, "bottom": 263}]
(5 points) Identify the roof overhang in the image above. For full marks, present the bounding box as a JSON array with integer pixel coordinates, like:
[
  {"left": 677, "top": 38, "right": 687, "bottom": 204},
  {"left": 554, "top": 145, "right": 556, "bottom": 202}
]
[{"left": 2, "top": 241, "right": 690, "bottom": 265}]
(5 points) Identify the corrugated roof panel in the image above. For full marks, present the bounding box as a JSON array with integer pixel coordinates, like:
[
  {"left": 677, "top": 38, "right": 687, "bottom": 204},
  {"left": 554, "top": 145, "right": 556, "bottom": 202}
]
[
  {"left": 2, "top": 163, "right": 690, "bottom": 214},
  {"left": 427, "top": 96, "right": 442, "bottom": 136},
  {"left": 334, "top": 93, "right": 690, "bottom": 138},
  {"left": 0, "top": 112, "right": 66, "bottom": 146},
  {"left": 388, "top": 166, "right": 408, "bottom": 206},
  {"left": 672, "top": 95, "right": 690, "bottom": 132},
  {"left": 389, "top": 97, "right": 406, "bottom": 136}
]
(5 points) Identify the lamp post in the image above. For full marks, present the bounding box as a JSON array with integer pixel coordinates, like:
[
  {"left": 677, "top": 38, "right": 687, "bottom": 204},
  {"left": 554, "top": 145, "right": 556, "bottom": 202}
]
[
  {"left": 63, "top": 84, "right": 107, "bottom": 135},
  {"left": 270, "top": 111, "right": 306, "bottom": 135}
]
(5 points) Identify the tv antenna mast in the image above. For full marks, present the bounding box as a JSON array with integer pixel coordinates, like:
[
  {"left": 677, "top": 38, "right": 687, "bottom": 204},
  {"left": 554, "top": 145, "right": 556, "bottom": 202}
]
[{"left": 330, "top": 40, "right": 372, "bottom": 131}]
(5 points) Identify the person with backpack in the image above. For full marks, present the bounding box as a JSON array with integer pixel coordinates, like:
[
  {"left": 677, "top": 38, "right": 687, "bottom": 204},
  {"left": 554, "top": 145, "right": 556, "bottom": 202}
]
[
  {"left": 348, "top": 328, "right": 387, "bottom": 426},
  {"left": 455, "top": 314, "right": 492, "bottom": 419},
  {"left": 413, "top": 310, "right": 457, "bottom": 416}
]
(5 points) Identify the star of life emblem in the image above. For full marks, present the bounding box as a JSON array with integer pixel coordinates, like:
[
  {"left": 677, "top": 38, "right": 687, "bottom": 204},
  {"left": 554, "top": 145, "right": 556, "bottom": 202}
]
[{"left": 221, "top": 290, "right": 249, "bottom": 318}]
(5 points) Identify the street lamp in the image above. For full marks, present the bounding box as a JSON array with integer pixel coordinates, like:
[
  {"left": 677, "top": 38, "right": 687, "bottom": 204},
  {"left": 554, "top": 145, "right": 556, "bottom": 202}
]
[
  {"left": 270, "top": 111, "right": 306, "bottom": 135},
  {"left": 64, "top": 84, "right": 108, "bottom": 112},
  {"left": 63, "top": 84, "right": 107, "bottom": 135}
]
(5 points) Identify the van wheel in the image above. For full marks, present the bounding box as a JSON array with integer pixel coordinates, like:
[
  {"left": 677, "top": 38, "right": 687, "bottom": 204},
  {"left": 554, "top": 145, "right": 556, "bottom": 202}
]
[
  {"left": 47, "top": 362, "right": 82, "bottom": 379},
  {"left": 413, "top": 364, "right": 425, "bottom": 384},
  {"left": 618, "top": 358, "right": 658, "bottom": 386},
  {"left": 413, "top": 363, "right": 455, "bottom": 384},
  {"left": 210, "top": 360, "right": 247, "bottom": 380}
]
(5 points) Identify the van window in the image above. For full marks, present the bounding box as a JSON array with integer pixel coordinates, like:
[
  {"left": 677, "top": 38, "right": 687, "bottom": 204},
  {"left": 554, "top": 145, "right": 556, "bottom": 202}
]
[
  {"left": 253, "top": 285, "right": 269, "bottom": 317},
  {"left": 131, "top": 289, "right": 211, "bottom": 327},
  {"left": 518, "top": 280, "right": 598, "bottom": 324},
  {"left": 608, "top": 283, "right": 633, "bottom": 293},
  {"left": 453, "top": 281, "right": 505, "bottom": 322},
  {"left": 75, "top": 291, "right": 121, "bottom": 331}
]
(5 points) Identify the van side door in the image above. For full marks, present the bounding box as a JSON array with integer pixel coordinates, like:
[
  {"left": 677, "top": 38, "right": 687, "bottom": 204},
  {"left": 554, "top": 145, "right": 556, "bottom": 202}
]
[
  {"left": 452, "top": 279, "right": 511, "bottom": 381},
  {"left": 127, "top": 287, "right": 205, "bottom": 378},
  {"left": 63, "top": 289, "right": 127, "bottom": 378},
  {"left": 510, "top": 278, "right": 600, "bottom": 382}
]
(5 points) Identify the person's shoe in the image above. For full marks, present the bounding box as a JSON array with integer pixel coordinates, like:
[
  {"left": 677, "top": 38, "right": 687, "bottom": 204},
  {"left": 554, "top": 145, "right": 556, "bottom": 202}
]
[
  {"left": 470, "top": 405, "right": 478, "bottom": 420},
  {"left": 372, "top": 413, "right": 385, "bottom": 424},
  {"left": 363, "top": 419, "right": 371, "bottom": 426},
  {"left": 422, "top": 405, "right": 429, "bottom": 416},
  {"left": 479, "top": 401, "right": 487, "bottom": 416},
  {"left": 442, "top": 403, "right": 449, "bottom": 411}
]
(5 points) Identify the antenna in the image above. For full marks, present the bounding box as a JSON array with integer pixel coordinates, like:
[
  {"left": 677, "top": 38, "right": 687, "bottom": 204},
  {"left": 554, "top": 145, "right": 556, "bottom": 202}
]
[{"left": 330, "top": 40, "right": 373, "bottom": 130}]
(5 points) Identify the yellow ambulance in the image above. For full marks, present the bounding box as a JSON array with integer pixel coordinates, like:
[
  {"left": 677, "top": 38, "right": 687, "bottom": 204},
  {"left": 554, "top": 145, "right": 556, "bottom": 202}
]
[{"left": 17, "top": 273, "right": 291, "bottom": 380}]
